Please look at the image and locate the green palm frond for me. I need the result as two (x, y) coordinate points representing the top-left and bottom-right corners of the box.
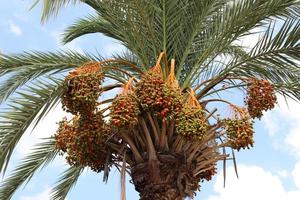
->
(192, 17), (300, 99)
(60, 0), (300, 83)
(186, 45), (248, 86)
(0, 77), (63, 175)
(0, 51), (94, 103)
(93, 1), (158, 66)
(112, 51), (141, 66)
(30, 0), (81, 22)
(0, 139), (58, 200)
(62, 0), (231, 68)
(31, 0), (106, 22)
(62, 14), (120, 43)
(230, 18), (300, 99)
(0, 51), (93, 74)
(109, 51), (145, 78)
(50, 166), (83, 200)
(62, 0), (224, 68)
(182, 0), (300, 86)
(220, 45), (249, 58)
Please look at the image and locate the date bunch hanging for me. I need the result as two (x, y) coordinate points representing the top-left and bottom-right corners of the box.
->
(136, 58), (183, 119)
(176, 89), (208, 141)
(223, 106), (254, 151)
(245, 79), (277, 119)
(110, 78), (140, 128)
(55, 112), (111, 172)
(55, 62), (111, 172)
(61, 62), (103, 115)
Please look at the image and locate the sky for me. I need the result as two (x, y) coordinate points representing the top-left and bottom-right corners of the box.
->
(0, 1), (300, 200)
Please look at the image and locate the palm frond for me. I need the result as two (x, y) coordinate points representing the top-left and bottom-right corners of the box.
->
(109, 51), (145, 79)
(182, 0), (300, 87)
(169, 0), (228, 76)
(50, 166), (83, 200)
(194, 17), (300, 99)
(91, 0), (158, 66)
(30, 0), (81, 22)
(230, 18), (300, 99)
(0, 139), (58, 200)
(62, 14), (121, 43)
(0, 51), (94, 103)
(0, 77), (63, 175)
(62, 0), (228, 69)
(60, 0), (300, 82)
(0, 51), (93, 75)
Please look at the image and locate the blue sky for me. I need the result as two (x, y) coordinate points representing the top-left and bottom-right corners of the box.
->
(0, 1), (300, 200)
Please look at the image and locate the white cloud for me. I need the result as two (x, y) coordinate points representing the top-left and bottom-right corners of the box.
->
(261, 110), (280, 136)
(292, 162), (300, 189)
(285, 125), (300, 157)
(207, 164), (300, 200)
(9, 21), (22, 36)
(277, 169), (289, 179)
(262, 95), (300, 157)
(20, 187), (51, 200)
(262, 96), (300, 130)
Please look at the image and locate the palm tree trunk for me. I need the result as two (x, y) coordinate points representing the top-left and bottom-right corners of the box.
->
(138, 184), (182, 200)
(131, 159), (199, 200)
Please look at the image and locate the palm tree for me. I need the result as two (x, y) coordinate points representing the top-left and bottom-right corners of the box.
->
(1, 0), (300, 199)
